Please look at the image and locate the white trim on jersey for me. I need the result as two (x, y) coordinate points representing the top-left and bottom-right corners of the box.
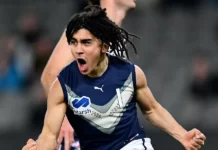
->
(120, 138), (154, 150)
(116, 88), (123, 108)
(65, 72), (134, 134)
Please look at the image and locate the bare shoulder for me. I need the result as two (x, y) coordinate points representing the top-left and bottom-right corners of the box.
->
(134, 65), (147, 89)
(50, 78), (62, 91)
(48, 78), (65, 104)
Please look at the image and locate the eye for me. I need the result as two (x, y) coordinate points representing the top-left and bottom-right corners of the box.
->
(81, 40), (92, 46)
(70, 40), (77, 45)
(84, 41), (91, 45)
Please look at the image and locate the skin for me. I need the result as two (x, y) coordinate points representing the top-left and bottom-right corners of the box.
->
(41, 0), (136, 95)
(23, 29), (206, 150)
(69, 29), (109, 77)
(40, 1), (136, 149)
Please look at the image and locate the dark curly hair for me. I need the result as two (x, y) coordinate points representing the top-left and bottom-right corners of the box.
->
(88, 0), (100, 5)
(66, 5), (139, 59)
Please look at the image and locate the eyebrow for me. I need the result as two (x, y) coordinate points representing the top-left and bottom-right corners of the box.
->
(71, 38), (93, 43)
(81, 39), (92, 43)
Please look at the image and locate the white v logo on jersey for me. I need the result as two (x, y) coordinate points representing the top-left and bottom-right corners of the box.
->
(94, 85), (104, 92)
(65, 72), (134, 134)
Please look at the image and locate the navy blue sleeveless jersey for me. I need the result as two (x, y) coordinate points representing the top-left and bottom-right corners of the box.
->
(58, 54), (146, 150)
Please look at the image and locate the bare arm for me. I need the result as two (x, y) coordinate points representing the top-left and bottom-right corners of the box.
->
(41, 31), (74, 96)
(135, 65), (187, 144)
(36, 79), (66, 150)
(41, 30), (75, 150)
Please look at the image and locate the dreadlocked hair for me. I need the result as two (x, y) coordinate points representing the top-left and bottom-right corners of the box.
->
(88, 0), (100, 5)
(66, 5), (139, 59)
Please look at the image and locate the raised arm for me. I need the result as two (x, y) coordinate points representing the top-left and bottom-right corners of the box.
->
(135, 65), (206, 150)
(36, 78), (66, 150)
(41, 31), (74, 96)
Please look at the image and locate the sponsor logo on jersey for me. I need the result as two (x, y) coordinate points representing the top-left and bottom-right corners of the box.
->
(70, 96), (91, 115)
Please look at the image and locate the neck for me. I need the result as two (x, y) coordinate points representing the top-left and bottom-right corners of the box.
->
(88, 54), (108, 78)
(101, 0), (128, 26)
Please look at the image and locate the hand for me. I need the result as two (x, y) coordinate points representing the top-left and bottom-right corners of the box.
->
(182, 128), (206, 150)
(22, 139), (36, 150)
(57, 116), (75, 150)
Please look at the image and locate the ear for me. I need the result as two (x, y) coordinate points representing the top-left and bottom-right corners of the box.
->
(101, 43), (109, 53)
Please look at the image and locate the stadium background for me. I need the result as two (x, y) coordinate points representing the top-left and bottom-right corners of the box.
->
(0, 0), (217, 149)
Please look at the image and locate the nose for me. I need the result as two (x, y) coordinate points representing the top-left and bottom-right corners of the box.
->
(75, 44), (84, 56)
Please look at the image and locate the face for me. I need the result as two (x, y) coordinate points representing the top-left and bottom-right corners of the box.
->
(69, 29), (108, 75)
(114, 0), (136, 10)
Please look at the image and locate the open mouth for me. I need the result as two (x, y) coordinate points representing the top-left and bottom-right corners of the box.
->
(77, 58), (86, 65)
(77, 58), (88, 73)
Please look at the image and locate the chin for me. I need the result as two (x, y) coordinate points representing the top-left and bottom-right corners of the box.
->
(78, 69), (89, 75)
(80, 71), (89, 75)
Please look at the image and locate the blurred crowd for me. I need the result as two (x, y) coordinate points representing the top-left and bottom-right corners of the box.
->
(0, 9), (52, 131)
(0, 0), (218, 149)
(0, 0), (94, 132)
(189, 52), (218, 101)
